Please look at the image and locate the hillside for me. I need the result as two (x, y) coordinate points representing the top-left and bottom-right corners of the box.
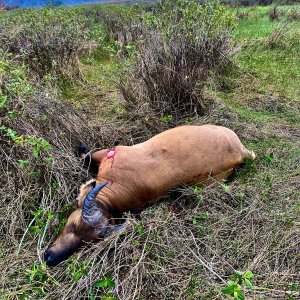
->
(0, 2), (300, 299)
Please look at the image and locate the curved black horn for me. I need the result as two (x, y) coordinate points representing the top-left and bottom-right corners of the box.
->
(82, 181), (109, 223)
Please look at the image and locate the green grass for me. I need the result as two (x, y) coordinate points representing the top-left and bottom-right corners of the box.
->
(219, 5), (300, 127)
(1, 3), (300, 300)
(236, 15), (276, 39)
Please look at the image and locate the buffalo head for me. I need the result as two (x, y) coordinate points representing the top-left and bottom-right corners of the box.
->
(44, 181), (123, 266)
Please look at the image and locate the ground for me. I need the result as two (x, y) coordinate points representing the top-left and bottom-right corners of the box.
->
(0, 3), (300, 300)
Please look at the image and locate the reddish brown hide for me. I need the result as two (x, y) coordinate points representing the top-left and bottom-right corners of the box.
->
(45, 125), (255, 266)
(89, 125), (255, 212)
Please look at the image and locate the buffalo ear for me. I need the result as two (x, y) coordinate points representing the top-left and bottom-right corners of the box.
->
(98, 223), (125, 239)
(82, 181), (109, 225)
(77, 179), (96, 208)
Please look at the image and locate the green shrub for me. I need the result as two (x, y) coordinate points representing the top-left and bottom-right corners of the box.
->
(0, 7), (95, 80)
(267, 6), (284, 21)
(87, 6), (143, 47)
(119, 0), (236, 118)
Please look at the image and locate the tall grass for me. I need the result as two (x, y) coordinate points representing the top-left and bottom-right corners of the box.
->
(119, 0), (236, 118)
(0, 8), (96, 80)
(1, 3), (300, 300)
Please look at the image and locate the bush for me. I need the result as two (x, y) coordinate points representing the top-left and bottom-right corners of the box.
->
(265, 25), (290, 49)
(287, 8), (300, 20)
(119, 0), (236, 118)
(0, 53), (100, 243)
(267, 6), (284, 21)
(236, 10), (250, 19)
(0, 8), (94, 80)
(87, 6), (143, 48)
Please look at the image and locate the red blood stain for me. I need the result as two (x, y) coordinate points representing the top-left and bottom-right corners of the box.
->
(107, 150), (115, 159)
(107, 148), (116, 171)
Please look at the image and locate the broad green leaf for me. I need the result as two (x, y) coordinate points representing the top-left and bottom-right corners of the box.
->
(102, 296), (118, 300)
(237, 289), (245, 300)
(72, 271), (82, 282)
(89, 288), (96, 300)
(221, 285), (234, 295)
(94, 276), (115, 289)
(244, 270), (254, 279)
(18, 160), (29, 169)
(245, 279), (253, 290)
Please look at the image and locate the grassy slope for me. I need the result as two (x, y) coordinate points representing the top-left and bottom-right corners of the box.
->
(61, 5), (300, 298)
(1, 4), (300, 300)
(52, 4), (300, 298)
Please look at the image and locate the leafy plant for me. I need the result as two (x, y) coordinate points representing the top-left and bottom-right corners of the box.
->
(53, 204), (72, 235)
(192, 213), (207, 225)
(94, 275), (116, 289)
(90, 275), (117, 300)
(17, 208), (54, 258)
(222, 183), (231, 192)
(135, 223), (146, 238)
(222, 270), (254, 299)
(24, 262), (58, 296)
(264, 152), (274, 164)
(264, 175), (272, 187)
(160, 114), (173, 123)
(193, 185), (203, 194)
(29, 209), (54, 235)
(27, 136), (52, 157)
(67, 259), (89, 282)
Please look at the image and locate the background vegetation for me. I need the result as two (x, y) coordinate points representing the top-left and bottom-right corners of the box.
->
(0, 1), (299, 299)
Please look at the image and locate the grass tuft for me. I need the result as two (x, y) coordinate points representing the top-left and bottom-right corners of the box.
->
(119, 0), (236, 119)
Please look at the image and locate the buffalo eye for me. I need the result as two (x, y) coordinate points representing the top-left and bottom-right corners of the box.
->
(66, 223), (76, 233)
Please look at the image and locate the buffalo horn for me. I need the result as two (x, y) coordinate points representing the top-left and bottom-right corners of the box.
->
(82, 181), (108, 224)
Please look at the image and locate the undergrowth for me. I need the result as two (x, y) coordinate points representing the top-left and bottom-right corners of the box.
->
(119, 0), (236, 119)
(0, 7), (103, 81)
(1, 2), (300, 300)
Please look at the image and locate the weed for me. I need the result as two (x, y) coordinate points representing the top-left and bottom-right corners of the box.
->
(28, 209), (54, 235)
(89, 275), (117, 299)
(22, 262), (58, 297)
(264, 152), (274, 164)
(95, 275), (116, 289)
(236, 11), (249, 20)
(135, 223), (146, 238)
(92, 6), (143, 52)
(0, 7), (95, 80)
(265, 25), (290, 49)
(67, 258), (89, 282)
(192, 213), (207, 225)
(160, 114), (173, 123)
(222, 270), (254, 299)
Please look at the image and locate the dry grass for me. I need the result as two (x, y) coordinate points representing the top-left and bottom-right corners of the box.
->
(267, 6), (284, 21)
(287, 8), (300, 20)
(265, 25), (290, 49)
(1, 3), (300, 300)
(2, 74), (300, 299)
(0, 8), (93, 80)
(119, 0), (236, 119)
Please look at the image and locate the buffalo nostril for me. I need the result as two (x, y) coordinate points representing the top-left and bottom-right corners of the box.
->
(44, 249), (53, 264)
